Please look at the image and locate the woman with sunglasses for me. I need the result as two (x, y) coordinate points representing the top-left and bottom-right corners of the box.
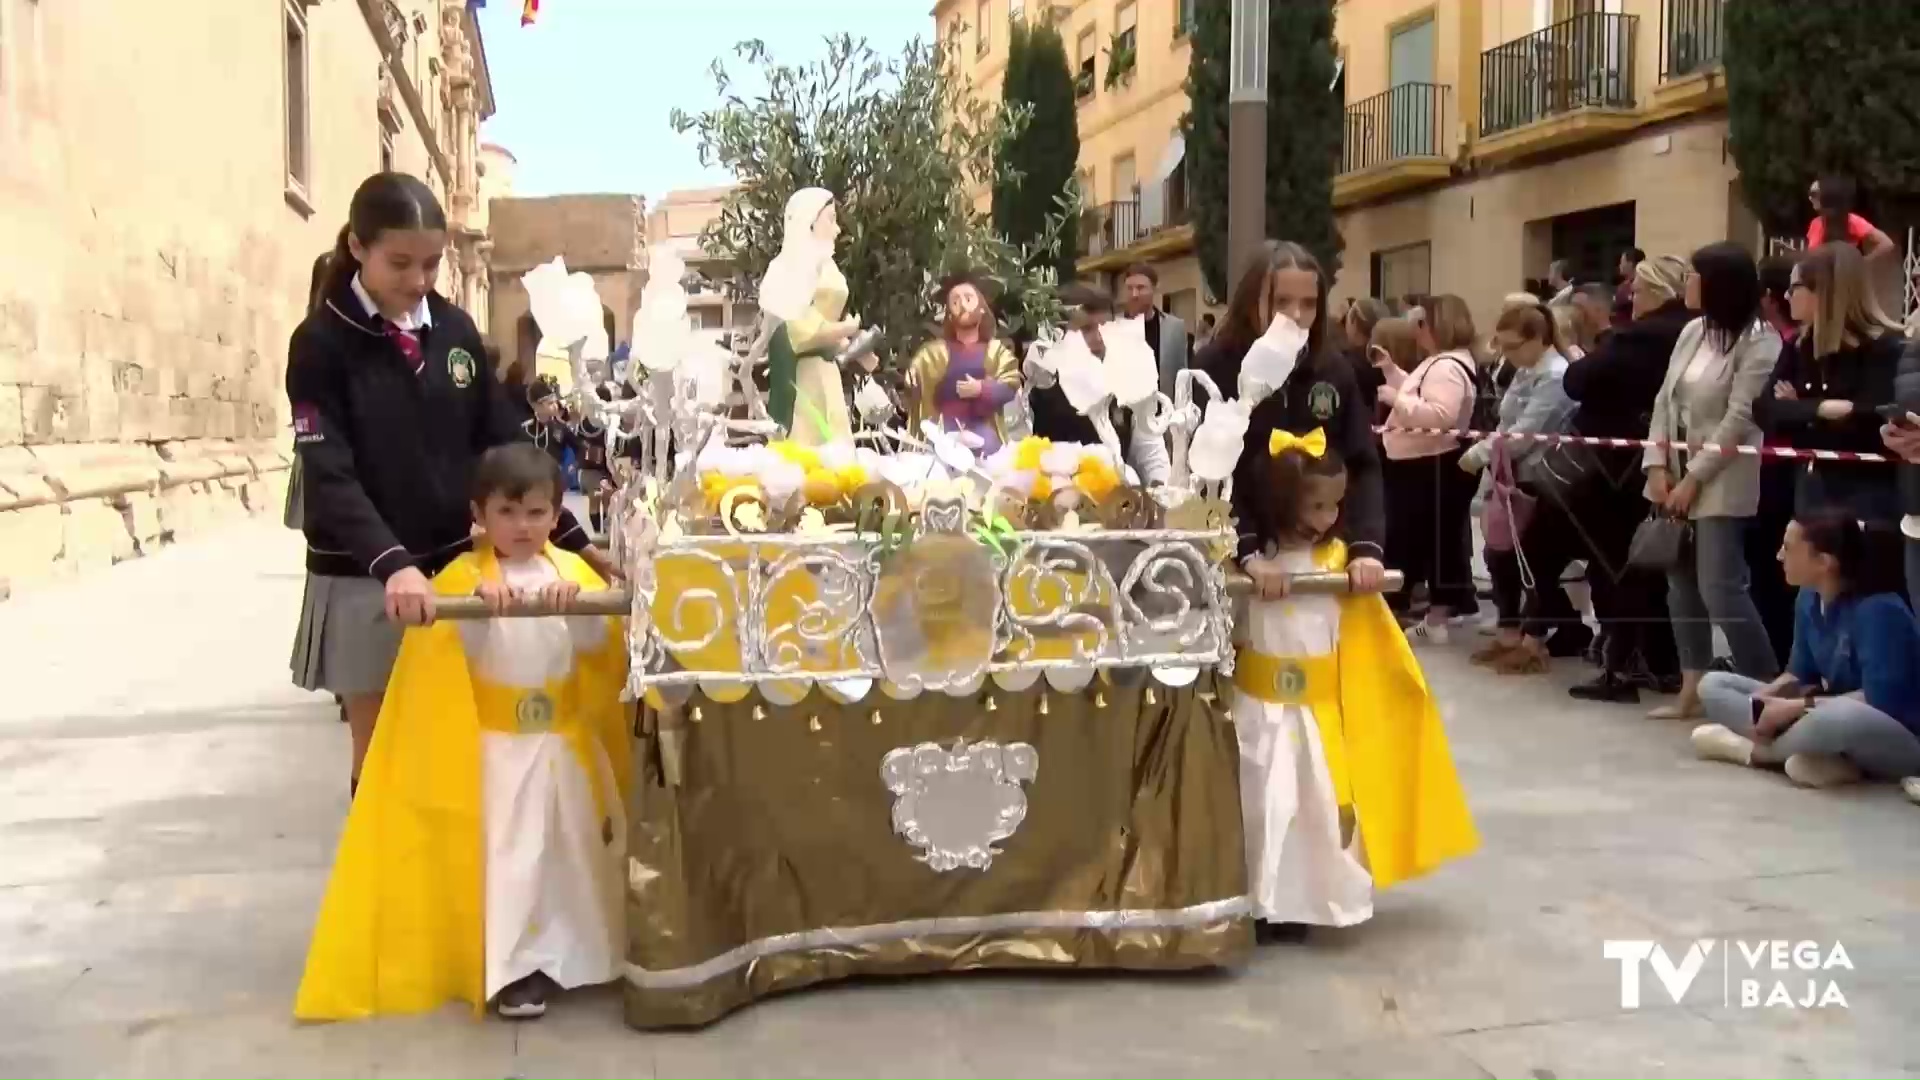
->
(1756, 242), (1906, 526)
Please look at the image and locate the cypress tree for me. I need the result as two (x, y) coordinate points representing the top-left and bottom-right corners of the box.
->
(1726, 0), (1920, 236)
(1181, 0), (1231, 302)
(994, 20), (1083, 285)
(1185, 0), (1343, 301)
(1267, 0), (1343, 277)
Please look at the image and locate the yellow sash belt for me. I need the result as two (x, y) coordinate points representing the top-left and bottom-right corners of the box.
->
(1234, 647), (1351, 806)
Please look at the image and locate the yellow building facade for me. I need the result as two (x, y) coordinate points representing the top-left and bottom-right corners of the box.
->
(937, 0), (1742, 327)
(0, 0), (497, 592)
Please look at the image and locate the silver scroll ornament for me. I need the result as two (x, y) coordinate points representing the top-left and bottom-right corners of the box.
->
(881, 739), (1039, 872)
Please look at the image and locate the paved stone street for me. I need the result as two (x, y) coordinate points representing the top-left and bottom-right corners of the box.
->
(0, 521), (1915, 1079)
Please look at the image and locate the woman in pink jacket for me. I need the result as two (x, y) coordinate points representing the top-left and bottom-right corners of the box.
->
(1376, 294), (1483, 643)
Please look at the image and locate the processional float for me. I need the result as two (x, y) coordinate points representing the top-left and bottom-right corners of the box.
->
(475, 232), (1380, 1029)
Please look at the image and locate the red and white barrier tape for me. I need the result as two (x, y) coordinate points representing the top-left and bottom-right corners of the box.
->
(1373, 426), (1893, 464)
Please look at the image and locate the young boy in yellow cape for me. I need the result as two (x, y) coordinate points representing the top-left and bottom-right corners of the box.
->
(296, 443), (630, 1022)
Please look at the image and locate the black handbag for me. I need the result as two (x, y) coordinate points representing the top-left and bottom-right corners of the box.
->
(1627, 513), (1693, 571)
(1519, 437), (1598, 507)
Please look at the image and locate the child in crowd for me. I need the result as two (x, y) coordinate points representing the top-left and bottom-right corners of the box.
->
(297, 443), (631, 1022)
(1232, 430), (1477, 943)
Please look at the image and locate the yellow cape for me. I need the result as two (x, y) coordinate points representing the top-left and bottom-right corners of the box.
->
(1318, 541), (1478, 889)
(294, 545), (630, 1021)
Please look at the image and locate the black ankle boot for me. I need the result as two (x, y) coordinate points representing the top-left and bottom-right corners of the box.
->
(1569, 671), (1641, 704)
(1255, 920), (1311, 945)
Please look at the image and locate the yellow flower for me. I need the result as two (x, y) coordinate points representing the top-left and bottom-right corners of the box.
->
(1013, 436), (1051, 472)
(1073, 456), (1120, 503)
(836, 463), (870, 494)
(1031, 473), (1054, 501)
(771, 441), (822, 472)
(701, 472), (753, 509)
(803, 467), (842, 506)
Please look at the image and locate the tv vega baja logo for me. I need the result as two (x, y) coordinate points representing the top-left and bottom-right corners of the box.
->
(1604, 940), (1852, 1009)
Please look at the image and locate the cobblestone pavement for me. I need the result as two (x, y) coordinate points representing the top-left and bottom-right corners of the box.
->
(0, 522), (1914, 1078)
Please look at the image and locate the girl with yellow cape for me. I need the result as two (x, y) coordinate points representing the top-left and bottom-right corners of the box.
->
(295, 447), (630, 1021)
(1232, 429), (1477, 939)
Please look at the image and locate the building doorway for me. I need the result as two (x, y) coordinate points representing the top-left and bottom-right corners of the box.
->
(1548, 201), (1636, 287)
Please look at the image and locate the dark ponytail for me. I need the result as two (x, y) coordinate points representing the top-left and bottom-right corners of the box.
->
(320, 171), (448, 299)
(1797, 510), (1905, 599)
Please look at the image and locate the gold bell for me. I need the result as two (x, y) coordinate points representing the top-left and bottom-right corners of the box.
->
(1094, 691), (1108, 710)
(691, 705), (705, 724)
(808, 714), (823, 733)
(752, 704), (768, 721)
(1143, 687), (1158, 707)
(1038, 694), (1050, 716)
(870, 709), (884, 726)
(985, 696), (998, 713)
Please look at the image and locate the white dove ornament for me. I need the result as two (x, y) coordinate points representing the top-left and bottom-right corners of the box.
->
(1188, 398), (1252, 485)
(522, 257), (582, 349)
(633, 244), (694, 375)
(1100, 315), (1161, 408)
(1238, 312), (1309, 404)
(1050, 331), (1110, 415)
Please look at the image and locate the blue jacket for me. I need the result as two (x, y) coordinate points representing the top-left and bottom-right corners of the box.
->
(1788, 590), (1920, 735)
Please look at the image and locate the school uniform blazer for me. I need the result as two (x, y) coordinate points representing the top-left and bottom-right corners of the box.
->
(1642, 317), (1782, 520)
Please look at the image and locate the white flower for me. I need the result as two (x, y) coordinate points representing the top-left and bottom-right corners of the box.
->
(1101, 316), (1160, 407)
(998, 469), (1038, 499)
(762, 459), (806, 503)
(1239, 312), (1308, 402)
(1189, 398), (1252, 483)
(1039, 442), (1086, 478)
(880, 451), (946, 490)
(921, 421), (978, 475)
(816, 441), (856, 470)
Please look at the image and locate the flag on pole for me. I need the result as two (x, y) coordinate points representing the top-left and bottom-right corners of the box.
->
(521, 0), (538, 25)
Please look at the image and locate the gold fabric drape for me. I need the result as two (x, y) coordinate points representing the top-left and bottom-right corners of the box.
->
(623, 674), (1250, 1030)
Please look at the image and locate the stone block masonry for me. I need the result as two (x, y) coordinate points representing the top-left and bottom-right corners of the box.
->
(0, 234), (299, 598)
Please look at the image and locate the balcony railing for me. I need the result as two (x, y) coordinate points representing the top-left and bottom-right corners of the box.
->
(1080, 200), (1141, 259)
(1342, 82), (1450, 174)
(1661, 0), (1726, 81)
(1480, 11), (1637, 139)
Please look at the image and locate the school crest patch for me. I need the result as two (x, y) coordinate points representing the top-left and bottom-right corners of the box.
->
(446, 347), (476, 388)
(1307, 381), (1340, 421)
(291, 402), (323, 444)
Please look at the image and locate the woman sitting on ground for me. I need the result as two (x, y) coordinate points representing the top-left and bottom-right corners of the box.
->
(1692, 512), (1920, 788)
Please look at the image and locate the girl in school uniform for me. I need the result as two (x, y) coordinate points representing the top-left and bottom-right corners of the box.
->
(286, 172), (609, 793)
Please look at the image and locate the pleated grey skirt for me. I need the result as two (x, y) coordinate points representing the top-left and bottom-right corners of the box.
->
(290, 574), (403, 698)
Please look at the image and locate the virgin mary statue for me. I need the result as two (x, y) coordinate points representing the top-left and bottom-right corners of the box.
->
(756, 188), (861, 445)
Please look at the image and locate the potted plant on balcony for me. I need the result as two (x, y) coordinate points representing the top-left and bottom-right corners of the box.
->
(1103, 31), (1136, 91)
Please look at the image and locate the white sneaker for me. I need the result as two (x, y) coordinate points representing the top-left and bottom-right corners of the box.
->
(1404, 620), (1450, 646)
(1783, 753), (1863, 789)
(1901, 777), (1920, 804)
(1690, 724), (1754, 767)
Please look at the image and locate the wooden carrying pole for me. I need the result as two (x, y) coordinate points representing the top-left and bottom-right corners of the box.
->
(424, 570), (1405, 621)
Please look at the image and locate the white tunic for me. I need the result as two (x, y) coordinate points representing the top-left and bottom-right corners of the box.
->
(1232, 546), (1374, 926)
(458, 556), (626, 998)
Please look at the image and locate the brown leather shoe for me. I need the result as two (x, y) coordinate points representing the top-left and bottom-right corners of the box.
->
(1493, 638), (1549, 675)
(1471, 638), (1521, 666)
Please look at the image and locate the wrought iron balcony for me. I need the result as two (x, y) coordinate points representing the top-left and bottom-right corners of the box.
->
(1342, 82), (1451, 174)
(1079, 200), (1142, 259)
(1661, 0), (1726, 81)
(1480, 11), (1638, 139)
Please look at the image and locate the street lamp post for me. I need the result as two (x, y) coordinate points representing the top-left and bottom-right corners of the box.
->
(1228, 0), (1269, 289)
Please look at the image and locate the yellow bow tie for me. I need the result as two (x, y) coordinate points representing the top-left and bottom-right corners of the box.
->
(1268, 427), (1328, 459)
